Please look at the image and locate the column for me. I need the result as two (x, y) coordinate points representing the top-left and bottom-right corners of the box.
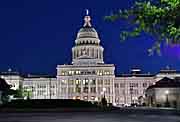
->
(97, 49), (99, 59)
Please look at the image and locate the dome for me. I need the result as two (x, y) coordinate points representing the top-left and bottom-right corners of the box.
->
(77, 27), (99, 39)
(72, 11), (104, 64)
(75, 15), (100, 45)
(79, 27), (96, 33)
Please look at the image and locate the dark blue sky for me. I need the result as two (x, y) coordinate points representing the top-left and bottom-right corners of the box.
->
(0, 0), (179, 75)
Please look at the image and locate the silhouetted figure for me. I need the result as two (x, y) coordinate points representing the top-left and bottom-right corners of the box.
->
(101, 95), (107, 110)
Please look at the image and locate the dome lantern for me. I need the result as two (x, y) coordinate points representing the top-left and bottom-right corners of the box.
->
(76, 10), (99, 42)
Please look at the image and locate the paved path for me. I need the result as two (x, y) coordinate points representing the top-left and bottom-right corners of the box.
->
(0, 108), (179, 122)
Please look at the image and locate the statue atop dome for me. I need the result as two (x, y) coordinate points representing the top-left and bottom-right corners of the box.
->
(84, 9), (91, 27)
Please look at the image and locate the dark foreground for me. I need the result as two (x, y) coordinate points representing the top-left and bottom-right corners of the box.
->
(0, 108), (180, 122)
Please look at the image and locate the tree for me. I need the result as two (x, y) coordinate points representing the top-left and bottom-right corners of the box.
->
(0, 78), (11, 103)
(105, 0), (180, 55)
(13, 88), (23, 98)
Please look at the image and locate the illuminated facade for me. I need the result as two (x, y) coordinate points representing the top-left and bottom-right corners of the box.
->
(22, 75), (58, 99)
(0, 12), (180, 107)
(57, 13), (115, 103)
(146, 77), (180, 108)
(0, 70), (22, 90)
(115, 69), (155, 106)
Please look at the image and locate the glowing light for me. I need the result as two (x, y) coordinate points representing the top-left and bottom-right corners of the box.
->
(100, 91), (104, 95)
(86, 9), (89, 15)
(95, 97), (98, 101)
(165, 90), (169, 95)
(113, 103), (117, 106)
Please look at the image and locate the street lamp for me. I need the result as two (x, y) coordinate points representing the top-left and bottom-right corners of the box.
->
(100, 88), (106, 101)
(103, 87), (106, 97)
(101, 87), (107, 108)
(26, 89), (31, 100)
(100, 91), (104, 95)
(165, 90), (169, 107)
(103, 87), (106, 92)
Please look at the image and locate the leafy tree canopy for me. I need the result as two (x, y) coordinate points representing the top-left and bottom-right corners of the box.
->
(105, 0), (180, 55)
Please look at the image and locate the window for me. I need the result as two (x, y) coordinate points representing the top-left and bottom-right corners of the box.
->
(90, 79), (96, 85)
(143, 83), (147, 87)
(75, 70), (81, 75)
(98, 80), (103, 85)
(115, 89), (119, 94)
(62, 80), (67, 84)
(76, 87), (81, 93)
(50, 85), (55, 88)
(83, 87), (88, 93)
(115, 83), (119, 88)
(104, 71), (110, 75)
(106, 87), (110, 94)
(62, 88), (66, 94)
(68, 88), (74, 94)
(98, 87), (101, 93)
(130, 89), (139, 95)
(105, 80), (110, 85)
(68, 71), (74, 75)
(75, 79), (80, 85)
(61, 72), (65, 76)
(97, 70), (103, 76)
(68, 80), (74, 85)
(120, 83), (125, 88)
(37, 90), (46, 96)
(130, 83), (138, 87)
(134, 89), (139, 95)
(91, 87), (96, 93)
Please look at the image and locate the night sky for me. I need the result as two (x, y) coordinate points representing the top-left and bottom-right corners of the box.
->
(0, 0), (180, 75)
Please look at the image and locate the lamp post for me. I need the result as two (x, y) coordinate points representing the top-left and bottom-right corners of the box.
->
(101, 87), (107, 108)
(103, 87), (106, 97)
(26, 89), (31, 100)
(165, 90), (169, 107)
(100, 88), (107, 101)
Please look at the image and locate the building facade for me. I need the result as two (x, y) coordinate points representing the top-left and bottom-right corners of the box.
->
(0, 70), (22, 90)
(57, 13), (115, 104)
(115, 69), (155, 106)
(23, 75), (58, 99)
(0, 13), (180, 107)
(146, 77), (180, 108)
(155, 69), (180, 81)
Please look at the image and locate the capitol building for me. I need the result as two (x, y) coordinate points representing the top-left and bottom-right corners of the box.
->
(1, 12), (180, 106)
(57, 13), (115, 103)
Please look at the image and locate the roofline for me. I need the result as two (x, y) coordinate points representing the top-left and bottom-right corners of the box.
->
(116, 74), (155, 77)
